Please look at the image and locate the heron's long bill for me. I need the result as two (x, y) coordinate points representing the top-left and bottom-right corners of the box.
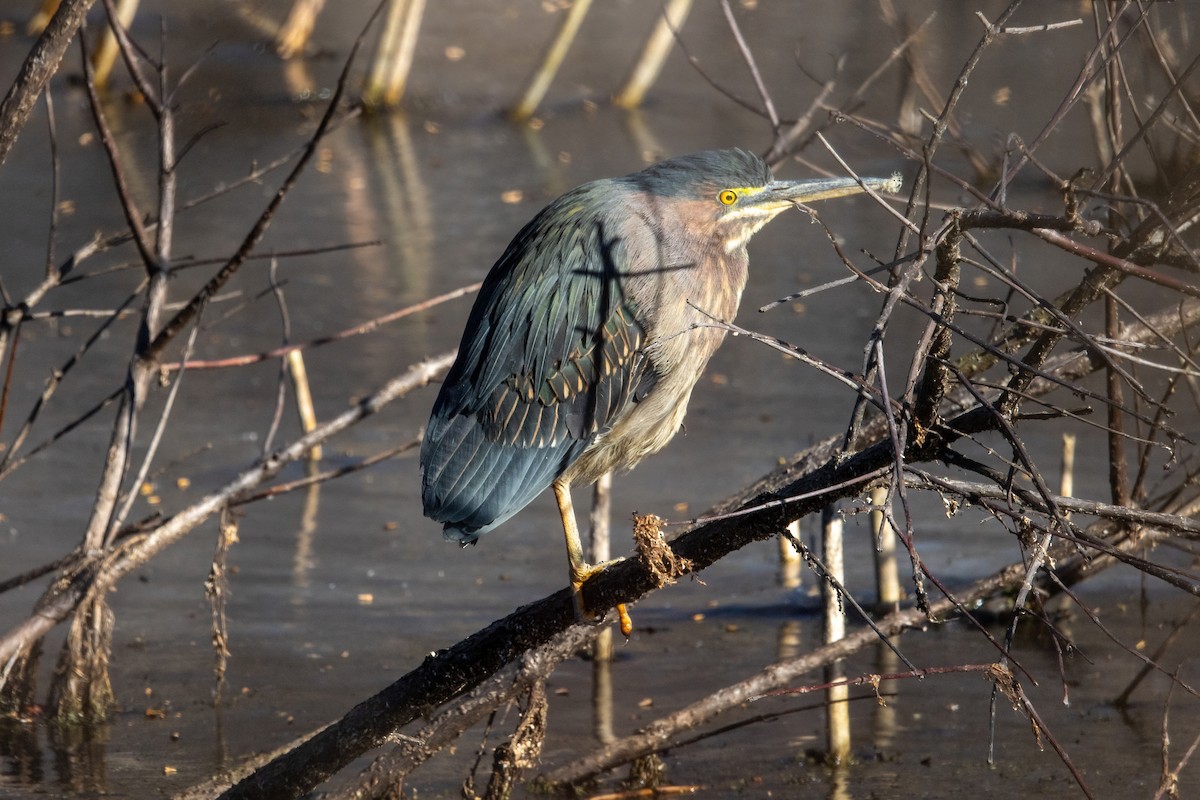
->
(750, 172), (903, 208)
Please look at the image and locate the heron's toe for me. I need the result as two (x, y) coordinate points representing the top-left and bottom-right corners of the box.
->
(570, 579), (633, 637)
(570, 580), (596, 622)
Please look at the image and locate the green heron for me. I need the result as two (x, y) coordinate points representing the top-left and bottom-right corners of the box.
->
(420, 149), (898, 627)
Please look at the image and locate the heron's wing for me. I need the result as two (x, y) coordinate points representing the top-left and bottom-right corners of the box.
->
(421, 199), (656, 537)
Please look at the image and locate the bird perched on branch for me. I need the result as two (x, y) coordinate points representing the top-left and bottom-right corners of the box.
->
(420, 148), (899, 629)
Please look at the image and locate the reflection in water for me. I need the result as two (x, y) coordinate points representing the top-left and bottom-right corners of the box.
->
(0, 718), (42, 786)
(0, 644), (43, 787)
(827, 760), (852, 800)
(591, 647), (615, 745)
(47, 721), (107, 794)
(213, 702), (230, 775)
(619, 108), (667, 166)
(871, 641), (898, 753)
(291, 468), (322, 591)
(361, 113), (435, 314)
(776, 619), (803, 663)
(282, 57), (318, 102)
(517, 122), (573, 201)
(824, 661), (850, 766)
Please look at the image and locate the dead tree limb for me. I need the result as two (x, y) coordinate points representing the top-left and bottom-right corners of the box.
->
(214, 287), (1199, 799)
(0, 0), (99, 167)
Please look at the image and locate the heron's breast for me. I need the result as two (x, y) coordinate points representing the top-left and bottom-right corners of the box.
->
(561, 369), (701, 485)
(562, 251), (748, 486)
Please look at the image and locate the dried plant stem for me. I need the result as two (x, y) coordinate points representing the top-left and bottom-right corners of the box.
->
(275, 0), (326, 59)
(509, 0), (592, 121)
(91, 0), (139, 87)
(361, 0), (426, 108)
(286, 350), (322, 462)
(870, 485), (901, 610)
(613, 0), (692, 109)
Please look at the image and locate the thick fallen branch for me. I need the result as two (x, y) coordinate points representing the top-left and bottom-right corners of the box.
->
(213, 417), (949, 799)
(211, 292), (1200, 799)
(328, 625), (597, 800)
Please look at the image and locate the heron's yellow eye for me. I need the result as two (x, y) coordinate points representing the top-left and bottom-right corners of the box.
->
(719, 189), (738, 206)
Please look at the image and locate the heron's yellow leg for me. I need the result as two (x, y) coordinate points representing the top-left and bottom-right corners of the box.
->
(553, 478), (631, 634)
(553, 479), (587, 587)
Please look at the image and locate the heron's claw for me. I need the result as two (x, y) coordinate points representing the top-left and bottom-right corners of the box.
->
(571, 564), (633, 637)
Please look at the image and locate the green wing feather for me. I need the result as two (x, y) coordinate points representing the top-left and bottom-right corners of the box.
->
(420, 184), (656, 537)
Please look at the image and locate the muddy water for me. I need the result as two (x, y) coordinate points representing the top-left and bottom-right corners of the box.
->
(1, 1), (1197, 797)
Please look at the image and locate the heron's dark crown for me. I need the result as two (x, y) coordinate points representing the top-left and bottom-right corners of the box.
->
(620, 149), (772, 200)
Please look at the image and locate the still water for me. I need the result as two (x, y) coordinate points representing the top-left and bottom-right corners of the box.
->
(1, 1), (1197, 797)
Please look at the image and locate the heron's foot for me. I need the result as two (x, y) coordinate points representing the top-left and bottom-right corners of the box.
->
(570, 562), (633, 637)
(569, 558), (619, 586)
(569, 578), (594, 623)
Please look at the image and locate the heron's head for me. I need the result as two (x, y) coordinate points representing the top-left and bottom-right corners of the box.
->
(625, 149), (900, 254)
